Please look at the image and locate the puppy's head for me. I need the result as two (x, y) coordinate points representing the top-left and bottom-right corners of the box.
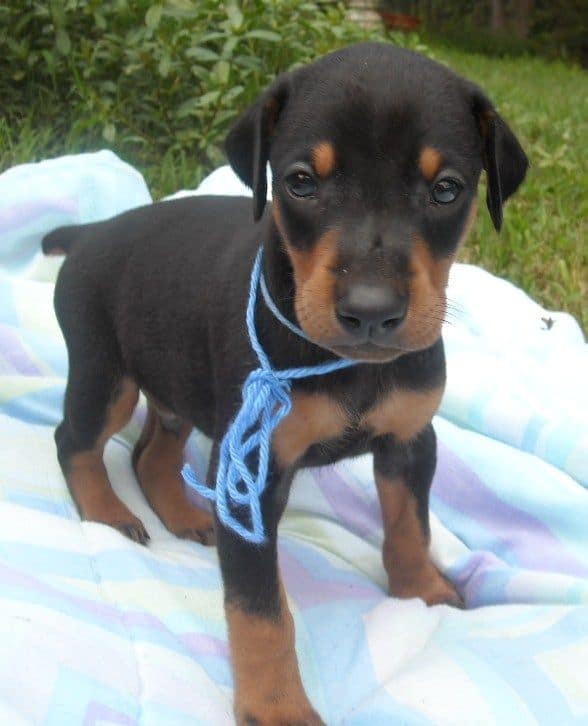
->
(226, 42), (528, 362)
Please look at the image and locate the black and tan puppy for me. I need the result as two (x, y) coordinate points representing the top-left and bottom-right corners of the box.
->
(43, 42), (527, 725)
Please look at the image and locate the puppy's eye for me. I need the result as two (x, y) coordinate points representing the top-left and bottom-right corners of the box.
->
(285, 172), (317, 199)
(431, 177), (463, 204)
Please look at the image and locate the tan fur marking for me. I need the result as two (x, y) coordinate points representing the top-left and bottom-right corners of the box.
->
(274, 203), (342, 346)
(67, 378), (142, 530)
(135, 403), (214, 543)
(311, 141), (336, 179)
(286, 229), (338, 287)
(399, 237), (453, 350)
(273, 392), (348, 467)
(362, 386), (444, 441)
(229, 585), (321, 724)
(67, 452), (138, 526)
(101, 377), (139, 443)
(376, 474), (429, 577)
(286, 229), (341, 344)
(375, 473), (461, 605)
(419, 146), (443, 181)
(414, 236), (453, 292)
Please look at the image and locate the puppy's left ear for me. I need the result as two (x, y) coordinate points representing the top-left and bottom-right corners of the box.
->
(471, 87), (529, 231)
(225, 75), (290, 221)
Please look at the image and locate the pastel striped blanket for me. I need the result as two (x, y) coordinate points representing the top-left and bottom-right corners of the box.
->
(0, 152), (587, 725)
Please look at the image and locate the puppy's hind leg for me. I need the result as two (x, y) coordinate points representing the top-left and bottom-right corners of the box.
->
(132, 401), (215, 545)
(56, 311), (148, 543)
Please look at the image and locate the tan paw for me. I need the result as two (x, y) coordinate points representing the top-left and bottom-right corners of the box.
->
(114, 517), (150, 545)
(83, 506), (150, 545)
(389, 561), (464, 608)
(169, 507), (216, 546)
(236, 699), (325, 726)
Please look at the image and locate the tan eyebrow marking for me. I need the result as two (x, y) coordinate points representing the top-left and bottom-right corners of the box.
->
(419, 146), (443, 181)
(311, 141), (336, 179)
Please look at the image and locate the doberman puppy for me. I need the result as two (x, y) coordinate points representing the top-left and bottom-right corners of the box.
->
(43, 42), (527, 725)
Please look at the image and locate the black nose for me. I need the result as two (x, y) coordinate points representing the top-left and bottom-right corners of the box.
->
(336, 284), (407, 339)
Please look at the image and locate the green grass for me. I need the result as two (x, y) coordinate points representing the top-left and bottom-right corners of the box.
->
(1, 45), (586, 329)
(433, 48), (588, 330)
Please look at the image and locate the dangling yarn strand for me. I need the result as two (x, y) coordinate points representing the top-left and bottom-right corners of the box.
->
(182, 248), (356, 544)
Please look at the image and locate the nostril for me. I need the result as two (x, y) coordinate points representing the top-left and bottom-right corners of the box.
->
(382, 316), (402, 329)
(337, 312), (362, 330)
(381, 309), (406, 329)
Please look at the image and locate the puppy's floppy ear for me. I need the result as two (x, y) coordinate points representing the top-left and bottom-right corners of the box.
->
(471, 87), (529, 231)
(225, 75), (289, 221)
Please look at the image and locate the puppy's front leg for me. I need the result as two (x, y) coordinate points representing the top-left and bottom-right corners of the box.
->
(214, 460), (324, 726)
(372, 425), (463, 607)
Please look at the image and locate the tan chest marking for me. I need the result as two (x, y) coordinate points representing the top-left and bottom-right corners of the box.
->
(361, 385), (444, 442)
(272, 392), (348, 468)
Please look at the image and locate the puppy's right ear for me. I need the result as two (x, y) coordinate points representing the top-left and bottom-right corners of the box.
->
(225, 76), (289, 221)
(471, 86), (529, 232)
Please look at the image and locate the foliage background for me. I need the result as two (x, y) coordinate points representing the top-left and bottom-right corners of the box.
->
(2, 0), (424, 191)
(0, 0), (586, 327)
(386, 0), (587, 65)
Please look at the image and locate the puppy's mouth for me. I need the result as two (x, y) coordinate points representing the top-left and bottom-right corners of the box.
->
(306, 329), (443, 363)
(329, 341), (406, 363)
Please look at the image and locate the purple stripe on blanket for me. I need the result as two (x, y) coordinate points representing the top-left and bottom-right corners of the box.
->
(0, 561), (229, 660)
(83, 702), (136, 726)
(311, 465), (381, 540)
(448, 549), (509, 606)
(0, 197), (77, 232)
(433, 441), (588, 577)
(0, 324), (42, 375)
(280, 545), (380, 607)
(180, 633), (229, 659)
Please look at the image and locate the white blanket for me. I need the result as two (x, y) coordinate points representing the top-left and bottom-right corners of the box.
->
(0, 152), (586, 725)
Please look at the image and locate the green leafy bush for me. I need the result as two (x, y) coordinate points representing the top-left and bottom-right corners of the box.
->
(0, 0), (425, 192)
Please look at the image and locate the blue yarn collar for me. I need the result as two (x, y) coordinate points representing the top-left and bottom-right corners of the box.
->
(259, 273), (307, 341)
(182, 247), (356, 544)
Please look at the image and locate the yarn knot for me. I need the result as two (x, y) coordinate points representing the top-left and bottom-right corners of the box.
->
(182, 248), (356, 544)
(243, 367), (291, 403)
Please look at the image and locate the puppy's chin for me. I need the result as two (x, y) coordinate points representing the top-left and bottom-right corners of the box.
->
(328, 343), (405, 363)
(299, 321), (442, 363)
(320, 333), (443, 363)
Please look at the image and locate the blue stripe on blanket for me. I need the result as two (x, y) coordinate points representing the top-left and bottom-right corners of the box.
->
(1, 385), (64, 425)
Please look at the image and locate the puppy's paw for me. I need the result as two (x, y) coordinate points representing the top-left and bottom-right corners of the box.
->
(114, 517), (150, 545)
(389, 562), (464, 608)
(176, 521), (216, 546)
(171, 508), (216, 546)
(237, 703), (325, 726)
